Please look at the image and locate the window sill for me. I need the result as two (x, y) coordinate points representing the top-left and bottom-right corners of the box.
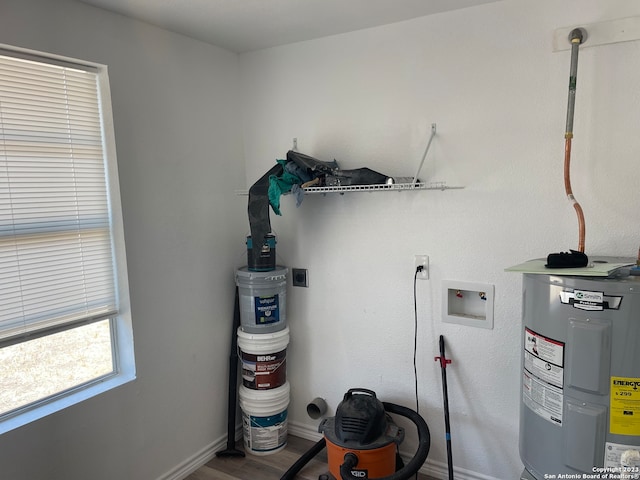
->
(0, 371), (136, 435)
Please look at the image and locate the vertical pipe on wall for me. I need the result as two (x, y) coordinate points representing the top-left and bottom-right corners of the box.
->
(563, 28), (587, 253)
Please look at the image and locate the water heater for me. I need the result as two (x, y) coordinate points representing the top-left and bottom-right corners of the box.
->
(520, 268), (640, 479)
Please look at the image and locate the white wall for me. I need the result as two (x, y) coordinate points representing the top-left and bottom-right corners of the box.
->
(0, 1), (246, 479)
(2, 1), (640, 479)
(239, 1), (640, 478)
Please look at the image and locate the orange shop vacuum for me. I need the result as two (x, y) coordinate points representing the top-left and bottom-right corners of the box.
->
(280, 388), (431, 480)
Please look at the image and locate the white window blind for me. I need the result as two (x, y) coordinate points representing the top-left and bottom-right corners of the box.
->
(0, 52), (117, 343)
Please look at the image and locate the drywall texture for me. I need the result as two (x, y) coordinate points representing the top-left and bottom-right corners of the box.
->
(2, 1), (640, 479)
(0, 0), (245, 479)
(239, 1), (640, 478)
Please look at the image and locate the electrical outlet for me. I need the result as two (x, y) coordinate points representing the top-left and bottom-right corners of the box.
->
(292, 268), (308, 287)
(415, 255), (429, 280)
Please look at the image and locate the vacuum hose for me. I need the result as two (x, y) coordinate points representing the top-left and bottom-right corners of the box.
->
(280, 437), (327, 480)
(339, 402), (431, 480)
(280, 402), (430, 480)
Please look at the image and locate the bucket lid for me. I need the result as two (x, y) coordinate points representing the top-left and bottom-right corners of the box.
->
(239, 381), (291, 410)
(237, 326), (290, 353)
(236, 266), (288, 282)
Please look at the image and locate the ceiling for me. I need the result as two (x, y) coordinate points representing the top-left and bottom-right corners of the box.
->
(79, 0), (501, 53)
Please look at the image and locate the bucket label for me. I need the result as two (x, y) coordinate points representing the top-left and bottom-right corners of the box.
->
(241, 350), (287, 389)
(243, 410), (288, 452)
(255, 294), (280, 325)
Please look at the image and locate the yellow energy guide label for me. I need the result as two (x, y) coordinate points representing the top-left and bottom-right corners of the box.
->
(610, 377), (640, 436)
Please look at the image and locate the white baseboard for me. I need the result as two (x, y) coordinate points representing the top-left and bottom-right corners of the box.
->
(155, 437), (223, 480)
(156, 427), (243, 480)
(288, 420), (323, 442)
(157, 421), (501, 480)
(288, 421), (502, 480)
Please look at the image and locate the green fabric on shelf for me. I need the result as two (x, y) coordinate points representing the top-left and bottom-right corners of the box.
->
(268, 159), (303, 216)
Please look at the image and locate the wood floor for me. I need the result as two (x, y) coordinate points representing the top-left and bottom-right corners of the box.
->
(186, 435), (438, 480)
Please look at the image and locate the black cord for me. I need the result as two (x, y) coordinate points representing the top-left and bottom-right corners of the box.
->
(413, 268), (421, 416)
(413, 267), (424, 480)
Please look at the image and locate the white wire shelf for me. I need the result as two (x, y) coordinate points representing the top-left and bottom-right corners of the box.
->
(302, 181), (463, 194)
(236, 123), (465, 195)
(235, 182), (463, 196)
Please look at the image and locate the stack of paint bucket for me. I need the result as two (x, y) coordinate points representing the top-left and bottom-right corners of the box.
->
(235, 234), (290, 456)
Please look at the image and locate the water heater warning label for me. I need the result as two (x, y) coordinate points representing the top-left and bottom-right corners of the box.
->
(525, 328), (564, 367)
(523, 371), (563, 425)
(523, 328), (565, 425)
(610, 377), (640, 436)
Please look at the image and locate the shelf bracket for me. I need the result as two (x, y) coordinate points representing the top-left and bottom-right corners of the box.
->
(411, 123), (437, 185)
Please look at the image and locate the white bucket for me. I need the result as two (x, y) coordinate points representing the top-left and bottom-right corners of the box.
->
(235, 267), (288, 334)
(239, 381), (290, 456)
(237, 327), (289, 390)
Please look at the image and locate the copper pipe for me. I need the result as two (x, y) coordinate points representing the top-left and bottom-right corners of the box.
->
(563, 134), (573, 193)
(563, 29), (587, 253)
(563, 134), (586, 252)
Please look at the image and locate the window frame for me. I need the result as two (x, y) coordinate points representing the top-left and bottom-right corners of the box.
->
(0, 44), (135, 435)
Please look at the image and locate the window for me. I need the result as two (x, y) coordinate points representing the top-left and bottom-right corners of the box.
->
(0, 46), (135, 434)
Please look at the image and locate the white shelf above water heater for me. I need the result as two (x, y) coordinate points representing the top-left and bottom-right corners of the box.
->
(236, 123), (465, 195)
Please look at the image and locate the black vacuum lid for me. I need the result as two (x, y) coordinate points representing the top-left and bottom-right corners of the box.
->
(319, 388), (404, 449)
